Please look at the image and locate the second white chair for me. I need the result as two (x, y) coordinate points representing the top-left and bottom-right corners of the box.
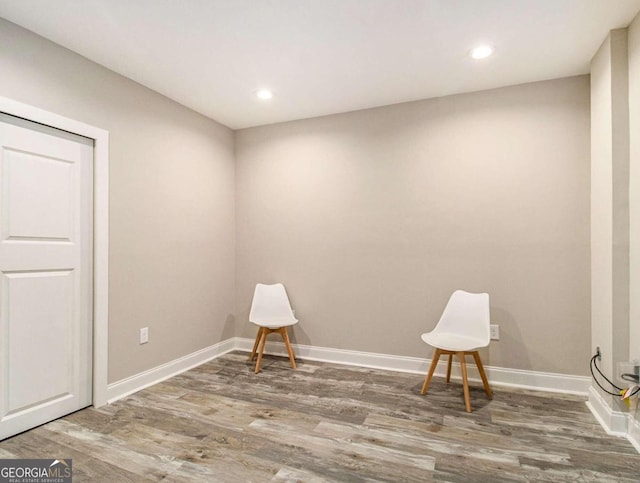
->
(249, 283), (298, 374)
(420, 290), (493, 412)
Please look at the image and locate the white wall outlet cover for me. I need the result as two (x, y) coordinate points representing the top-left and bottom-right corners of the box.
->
(140, 327), (149, 344)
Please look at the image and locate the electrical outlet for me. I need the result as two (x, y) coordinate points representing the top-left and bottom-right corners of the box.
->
(490, 324), (500, 340)
(596, 346), (601, 360)
(140, 327), (149, 345)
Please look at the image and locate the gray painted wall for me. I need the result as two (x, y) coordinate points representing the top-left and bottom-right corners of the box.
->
(1, 17), (594, 382)
(591, 29), (633, 409)
(0, 19), (236, 383)
(627, 11), (640, 444)
(590, 16), (640, 434)
(629, 13), (640, 363)
(236, 76), (591, 375)
(628, 10), (640, 444)
(590, 33), (616, 398)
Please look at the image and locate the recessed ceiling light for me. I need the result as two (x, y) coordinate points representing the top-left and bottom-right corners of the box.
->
(255, 88), (273, 100)
(470, 45), (494, 60)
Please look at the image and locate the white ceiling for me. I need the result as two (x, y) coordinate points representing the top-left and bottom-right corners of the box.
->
(1, 0), (640, 129)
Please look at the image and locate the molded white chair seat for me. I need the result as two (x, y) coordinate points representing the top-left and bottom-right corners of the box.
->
(420, 332), (485, 352)
(252, 316), (297, 329)
(248, 283), (298, 374)
(420, 290), (493, 412)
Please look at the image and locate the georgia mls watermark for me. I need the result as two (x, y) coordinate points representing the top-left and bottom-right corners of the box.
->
(0, 459), (72, 483)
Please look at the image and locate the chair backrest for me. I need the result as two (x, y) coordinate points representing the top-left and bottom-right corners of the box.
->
(249, 283), (297, 324)
(435, 290), (490, 345)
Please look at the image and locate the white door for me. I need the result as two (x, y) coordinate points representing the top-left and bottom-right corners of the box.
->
(0, 113), (93, 440)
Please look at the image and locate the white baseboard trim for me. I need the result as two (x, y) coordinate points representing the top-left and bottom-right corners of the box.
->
(235, 337), (591, 395)
(106, 336), (591, 406)
(106, 338), (236, 404)
(585, 386), (628, 436)
(628, 414), (640, 453)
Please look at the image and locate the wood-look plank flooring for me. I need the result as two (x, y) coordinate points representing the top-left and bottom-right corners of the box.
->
(1, 351), (639, 482)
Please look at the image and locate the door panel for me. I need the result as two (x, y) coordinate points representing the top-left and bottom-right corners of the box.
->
(3, 149), (74, 240)
(0, 113), (92, 440)
(4, 270), (74, 414)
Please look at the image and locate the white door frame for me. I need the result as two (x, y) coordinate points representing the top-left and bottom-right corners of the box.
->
(0, 96), (109, 407)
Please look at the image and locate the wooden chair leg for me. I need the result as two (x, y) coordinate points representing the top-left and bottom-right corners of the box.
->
(421, 348), (442, 395)
(446, 353), (453, 383)
(472, 351), (492, 399)
(457, 351), (472, 413)
(254, 329), (268, 374)
(280, 327), (297, 369)
(250, 327), (263, 362)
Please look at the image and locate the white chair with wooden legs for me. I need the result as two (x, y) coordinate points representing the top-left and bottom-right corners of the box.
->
(420, 290), (493, 412)
(248, 283), (298, 374)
